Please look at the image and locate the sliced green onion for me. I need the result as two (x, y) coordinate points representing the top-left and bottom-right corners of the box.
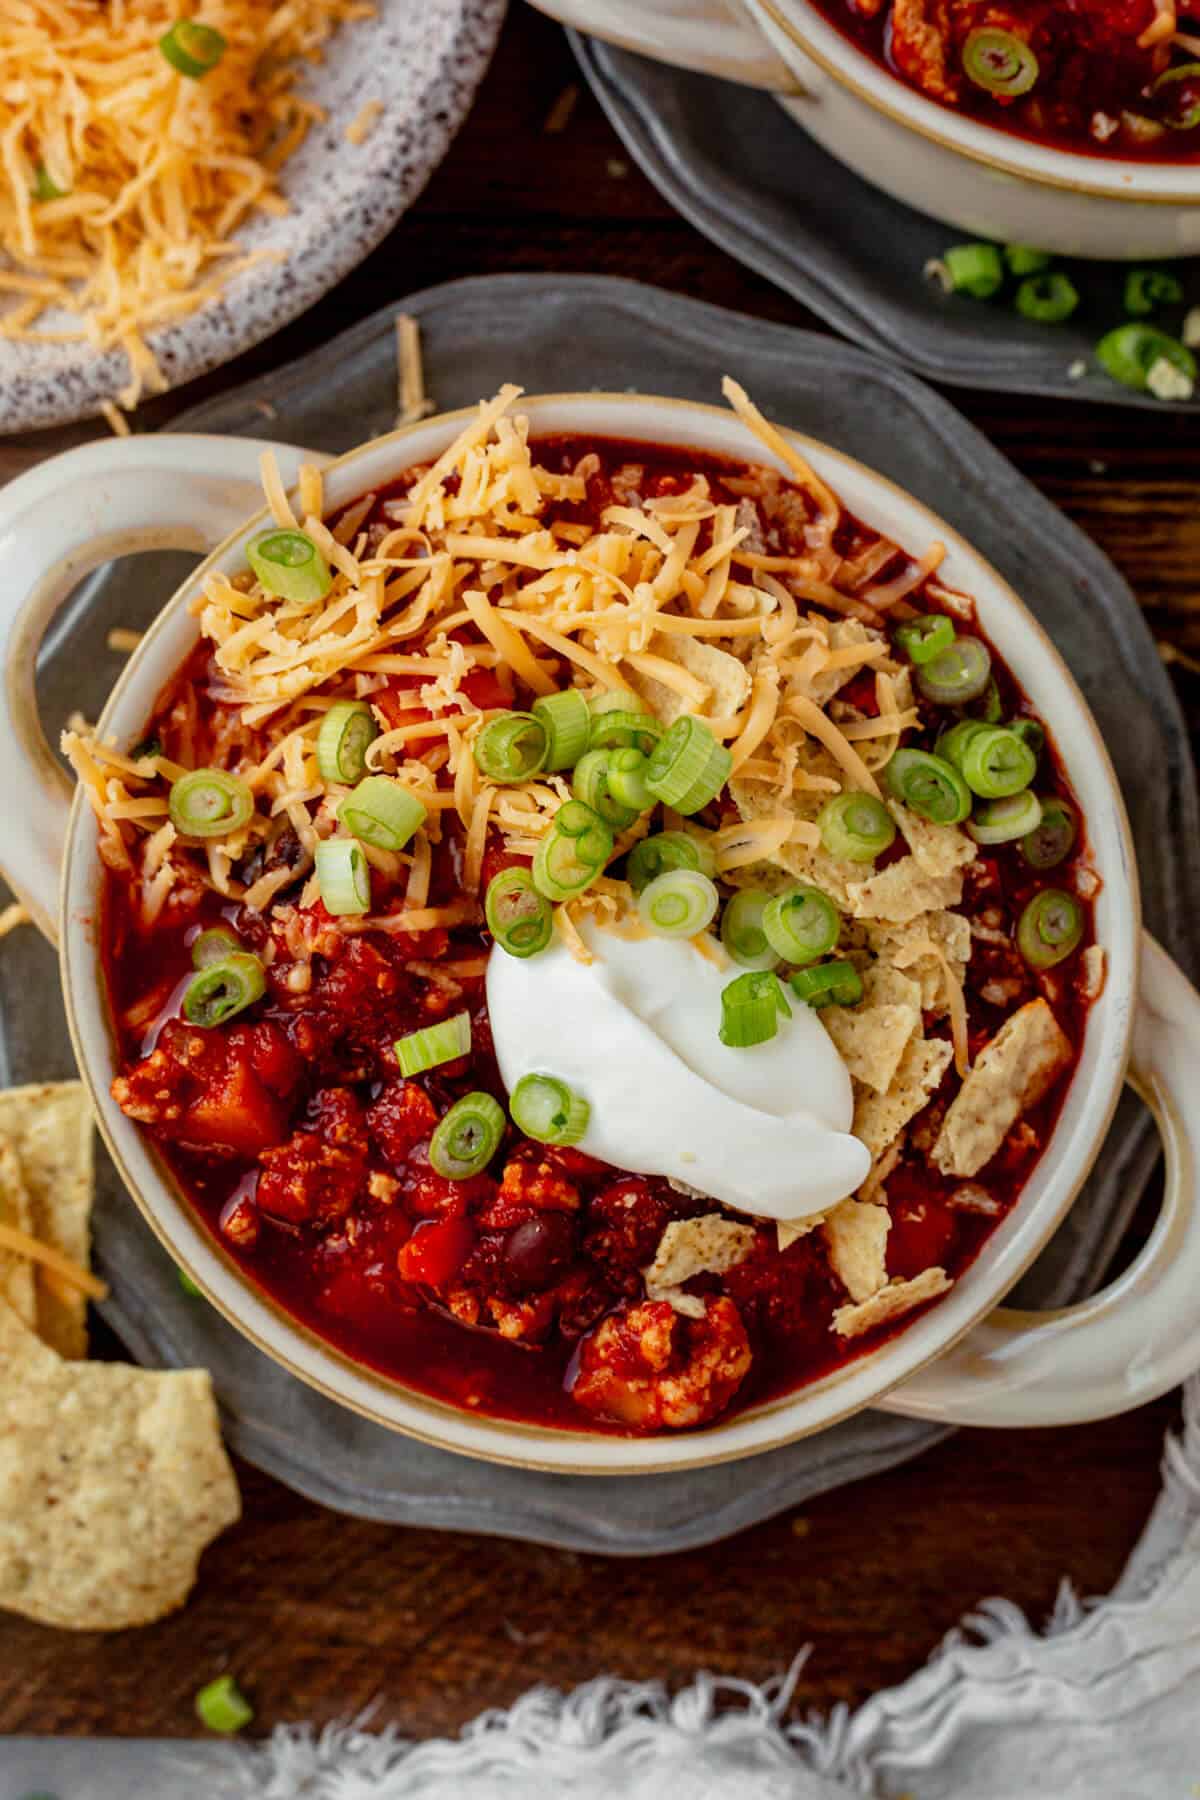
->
(1005, 245), (1051, 276)
(720, 970), (790, 1048)
(626, 829), (714, 893)
(966, 677), (1004, 724)
(1015, 272), (1079, 325)
(160, 19), (227, 78)
(1124, 269), (1185, 318)
(916, 636), (992, 705)
(885, 748), (971, 825)
(962, 27), (1038, 97)
(1017, 889), (1084, 969)
(1023, 797), (1077, 870)
(192, 926), (240, 970)
(315, 837), (371, 915)
(938, 718), (991, 773)
(246, 529), (331, 604)
(429, 1092), (506, 1180)
(968, 791), (1043, 845)
(1008, 718), (1045, 758)
(606, 746), (653, 813)
(395, 1011), (471, 1077)
(178, 1268), (203, 1298)
(589, 691), (663, 756)
(645, 715), (731, 814)
(532, 688), (590, 770)
(472, 711), (548, 784)
(638, 868), (719, 938)
(195, 1674), (252, 1735)
(818, 792), (896, 864)
(894, 614), (955, 666)
(959, 725), (1038, 799)
(531, 799), (613, 901)
(339, 774), (425, 851)
(316, 700), (377, 784)
(1150, 62), (1200, 132)
(943, 243), (1005, 300)
(486, 866), (553, 958)
(32, 164), (68, 202)
(720, 888), (780, 971)
(1096, 324), (1196, 394)
(510, 1073), (590, 1145)
(168, 768), (254, 839)
(182, 954), (266, 1028)
(762, 884), (839, 966)
(572, 748), (639, 830)
(790, 960), (863, 1009)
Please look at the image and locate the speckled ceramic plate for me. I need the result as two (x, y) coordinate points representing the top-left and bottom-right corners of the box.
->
(0, 0), (505, 436)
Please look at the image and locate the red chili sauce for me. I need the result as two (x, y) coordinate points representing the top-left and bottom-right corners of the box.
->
(102, 435), (1098, 1435)
(805, 0), (1200, 162)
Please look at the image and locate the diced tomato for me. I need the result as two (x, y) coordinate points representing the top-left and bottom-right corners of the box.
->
(399, 1215), (477, 1287)
(460, 667), (514, 711)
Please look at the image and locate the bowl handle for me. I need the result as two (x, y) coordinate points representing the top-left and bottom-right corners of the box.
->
(881, 932), (1200, 1427)
(530, 0), (802, 92)
(0, 433), (318, 942)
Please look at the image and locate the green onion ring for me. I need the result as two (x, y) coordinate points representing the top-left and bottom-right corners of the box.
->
(1149, 62), (1200, 132)
(959, 726), (1038, 800)
(531, 799), (613, 902)
(195, 1674), (253, 1735)
(962, 26), (1039, 97)
(645, 715), (731, 814)
(1017, 889), (1084, 970)
(191, 925), (240, 970)
(316, 700), (377, 785)
(967, 791), (1043, 846)
(916, 636), (993, 706)
(606, 746), (653, 814)
(339, 774), (426, 850)
(1022, 797), (1077, 870)
(720, 888), (780, 971)
(395, 1011), (471, 1078)
(588, 692), (663, 756)
(472, 711), (548, 784)
(1008, 718), (1045, 759)
(429, 1092), (506, 1180)
(937, 718), (991, 774)
(1096, 324), (1196, 395)
(818, 792), (896, 864)
(168, 768), (254, 839)
(160, 18), (227, 78)
(637, 868), (719, 938)
(531, 688), (591, 770)
(246, 529), (332, 604)
(315, 837), (371, 916)
(571, 748), (640, 830)
(789, 960), (864, 1009)
(894, 614), (956, 666)
(885, 748), (972, 825)
(626, 829), (714, 893)
(1005, 245), (1052, 276)
(182, 954), (266, 1028)
(761, 884), (840, 966)
(943, 242), (1005, 300)
(719, 970), (791, 1049)
(510, 1073), (590, 1145)
(1124, 269), (1185, 318)
(1015, 272), (1079, 325)
(485, 866), (553, 958)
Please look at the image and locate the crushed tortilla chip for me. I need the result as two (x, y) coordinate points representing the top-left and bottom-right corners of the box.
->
(823, 1200), (890, 1303)
(629, 635), (750, 726)
(833, 1266), (951, 1339)
(644, 1214), (758, 1305)
(845, 857), (963, 926)
(777, 1214), (825, 1252)
(0, 1085), (94, 1358)
(888, 802), (976, 880)
(853, 1036), (954, 1160)
(932, 998), (1072, 1178)
(822, 1001), (921, 1096)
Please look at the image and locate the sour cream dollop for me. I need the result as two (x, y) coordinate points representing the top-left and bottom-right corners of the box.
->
(486, 920), (870, 1222)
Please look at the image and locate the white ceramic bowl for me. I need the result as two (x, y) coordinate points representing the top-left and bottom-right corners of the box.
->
(3, 393), (1200, 1477)
(531, 0), (1200, 260)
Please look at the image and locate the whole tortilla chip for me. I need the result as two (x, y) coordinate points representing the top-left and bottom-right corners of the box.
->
(0, 1084), (94, 1358)
(0, 1301), (240, 1630)
(0, 1142), (36, 1331)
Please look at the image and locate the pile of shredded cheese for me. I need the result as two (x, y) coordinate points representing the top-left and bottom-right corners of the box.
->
(0, 0), (371, 416)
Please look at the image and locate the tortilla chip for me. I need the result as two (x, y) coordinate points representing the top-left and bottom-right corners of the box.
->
(0, 1084), (94, 1358)
(833, 1267), (951, 1339)
(823, 1200), (890, 1303)
(853, 1036), (954, 1159)
(859, 964), (923, 1012)
(777, 1214), (825, 1252)
(888, 802), (976, 880)
(867, 911), (971, 1015)
(645, 1214), (757, 1296)
(807, 622), (888, 707)
(845, 857), (963, 926)
(822, 1002), (920, 1096)
(0, 1143), (36, 1331)
(0, 1301), (240, 1630)
(630, 636), (750, 726)
(932, 998), (1072, 1178)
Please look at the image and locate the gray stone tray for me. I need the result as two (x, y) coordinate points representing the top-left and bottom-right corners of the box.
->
(573, 32), (1200, 413)
(10, 274), (1198, 1553)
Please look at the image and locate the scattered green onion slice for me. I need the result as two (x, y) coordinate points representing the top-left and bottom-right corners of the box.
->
(1124, 269), (1185, 318)
(638, 868), (719, 938)
(395, 1011), (471, 1078)
(195, 1674), (253, 1735)
(182, 954), (266, 1028)
(588, 691), (663, 756)
(168, 768), (253, 839)
(316, 700), (377, 784)
(246, 529), (331, 604)
(916, 636), (992, 705)
(937, 718), (991, 773)
(1016, 272), (1079, 325)
(532, 688), (590, 770)
(531, 799), (613, 901)
(959, 725), (1038, 799)
(967, 791), (1043, 845)
(1008, 718), (1045, 758)
(818, 791), (896, 864)
(606, 745), (653, 813)
(315, 837), (371, 915)
(720, 970), (790, 1048)
(510, 1073), (590, 1146)
(486, 866), (553, 958)
(761, 884), (839, 966)
(790, 960), (864, 1009)
(472, 711), (548, 784)
(721, 888), (780, 971)
(645, 715), (731, 814)
(1150, 61), (1200, 132)
(962, 27), (1039, 97)
(191, 925), (240, 970)
(160, 18), (227, 78)
(885, 748), (971, 825)
(1005, 244), (1051, 276)
(1017, 888), (1084, 969)
(1022, 797), (1077, 870)
(1096, 324), (1196, 394)
(572, 748), (639, 830)
(942, 242), (1005, 300)
(894, 614), (955, 666)
(178, 1268), (203, 1298)
(339, 774), (426, 850)
(626, 829), (714, 893)
(32, 164), (68, 202)
(966, 677), (1004, 724)
(429, 1092), (506, 1180)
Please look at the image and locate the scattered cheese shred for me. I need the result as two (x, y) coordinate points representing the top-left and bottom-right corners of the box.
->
(0, 1221), (109, 1302)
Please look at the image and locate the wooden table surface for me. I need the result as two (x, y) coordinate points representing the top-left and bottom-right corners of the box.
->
(1, 2), (1197, 1742)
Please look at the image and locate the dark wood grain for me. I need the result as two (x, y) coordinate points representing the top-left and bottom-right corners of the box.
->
(0, 2), (1196, 1740)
